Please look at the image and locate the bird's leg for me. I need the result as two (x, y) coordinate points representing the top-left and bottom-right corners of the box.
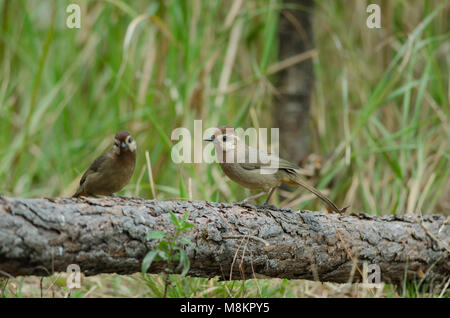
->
(235, 191), (267, 205)
(338, 205), (350, 213)
(262, 187), (277, 206)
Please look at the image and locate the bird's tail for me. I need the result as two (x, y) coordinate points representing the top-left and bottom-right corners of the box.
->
(284, 171), (348, 213)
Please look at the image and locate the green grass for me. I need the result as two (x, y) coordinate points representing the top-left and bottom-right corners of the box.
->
(3, 272), (449, 298)
(0, 0), (448, 297)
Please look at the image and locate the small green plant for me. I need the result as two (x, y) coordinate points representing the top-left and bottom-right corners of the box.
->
(141, 210), (194, 297)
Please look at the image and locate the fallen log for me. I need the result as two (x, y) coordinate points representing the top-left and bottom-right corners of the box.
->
(0, 195), (448, 285)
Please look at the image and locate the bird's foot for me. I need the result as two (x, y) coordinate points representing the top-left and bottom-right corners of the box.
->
(338, 205), (350, 213)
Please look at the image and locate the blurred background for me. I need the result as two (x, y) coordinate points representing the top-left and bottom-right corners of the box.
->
(0, 0), (448, 297)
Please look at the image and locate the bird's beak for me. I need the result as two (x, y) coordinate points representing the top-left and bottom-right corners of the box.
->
(121, 141), (127, 148)
(203, 136), (214, 142)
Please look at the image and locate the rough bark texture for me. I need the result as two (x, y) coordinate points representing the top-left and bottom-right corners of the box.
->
(0, 195), (448, 285)
(275, 0), (315, 164)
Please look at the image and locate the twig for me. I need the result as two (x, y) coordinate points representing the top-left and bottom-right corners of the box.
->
(163, 270), (170, 298)
(249, 250), (262, 296)
(229, 235), (246, 281)
(223, 234), (270, 247)
(334, 226), (377, 297)
(334, 226), (364, 279)
(1, 278), (9, 297)
(415, 214), (450, 253)
(439, 277), (450, 298)
(238, 236), (250, 295)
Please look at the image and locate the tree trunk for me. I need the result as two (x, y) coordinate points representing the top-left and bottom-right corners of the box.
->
(0, 195), (448, 285)
(275, 0), (315, 164)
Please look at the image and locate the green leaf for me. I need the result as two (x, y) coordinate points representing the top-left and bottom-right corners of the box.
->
(176, 248), (185, 269)
(141, 250), (158, 274)
(178, 237), (194, 247)
(179, 173), (188, 200)
(157, 249), (168, 261)
(182, 222), (194, 230)
(259, 0), (278, 73)
(157, 240), (170, 253)
(146, 2), (159, 15)
(168, 210), (182, 230)
(175, 247), (190, 276)
(181, 250), (190, 276)
(147, 230), (166, 239)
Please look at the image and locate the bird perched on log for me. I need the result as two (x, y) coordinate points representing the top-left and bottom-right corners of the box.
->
(203, 126), (347, 213)
(73, 130), (137, 197)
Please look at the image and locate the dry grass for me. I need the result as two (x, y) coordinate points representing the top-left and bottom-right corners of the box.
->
(0, 0), (448, 297)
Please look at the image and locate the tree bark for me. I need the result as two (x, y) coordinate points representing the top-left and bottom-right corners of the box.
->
(275, 0), (315, 164)
(0, 195), (448, 285)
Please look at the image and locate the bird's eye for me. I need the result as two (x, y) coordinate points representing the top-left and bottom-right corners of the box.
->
(128, 136), (133, 143)
(222, 135), (227, 142)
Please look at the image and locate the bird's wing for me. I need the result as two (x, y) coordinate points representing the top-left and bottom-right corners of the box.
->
(79, 152), (110, 186)
(239, 146), (299, 171)
(276, 158), (300, 171)
(239, 162), (262, 170)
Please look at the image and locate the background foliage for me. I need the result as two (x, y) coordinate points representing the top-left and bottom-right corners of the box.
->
(0, 0), (448, 297)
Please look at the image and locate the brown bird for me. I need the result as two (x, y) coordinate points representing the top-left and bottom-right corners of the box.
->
(204, 126), (347, 213)
(73, 130), (137, 197)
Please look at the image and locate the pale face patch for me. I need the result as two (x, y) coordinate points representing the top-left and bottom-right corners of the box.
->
(213, 133), (237, 152)
(113, 138), (121, 155)
(112, 135), (136, 154)
(126, 135), (137, 152)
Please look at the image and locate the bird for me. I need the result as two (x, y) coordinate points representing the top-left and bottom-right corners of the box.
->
(73, 130), (137, 197)
(203, 126), (347, 213)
